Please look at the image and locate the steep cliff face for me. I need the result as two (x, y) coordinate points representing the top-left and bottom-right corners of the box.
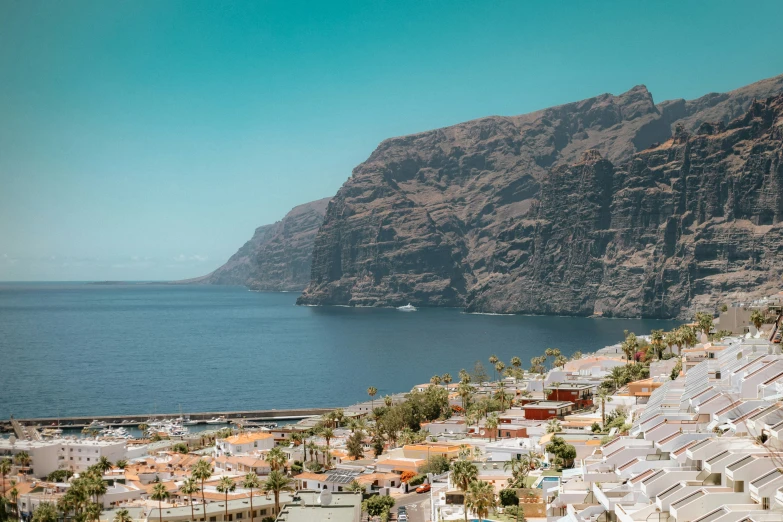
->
(193, 197), (330, 291)
(298, 76), (783, 317)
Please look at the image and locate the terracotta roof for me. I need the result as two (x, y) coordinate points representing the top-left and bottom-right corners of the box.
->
(224, 432), (274, 445)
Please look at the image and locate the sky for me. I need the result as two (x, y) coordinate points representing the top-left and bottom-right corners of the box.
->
(2, 1), (783, 281)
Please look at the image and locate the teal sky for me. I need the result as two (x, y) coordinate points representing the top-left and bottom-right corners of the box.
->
(2, 0), (782, 281)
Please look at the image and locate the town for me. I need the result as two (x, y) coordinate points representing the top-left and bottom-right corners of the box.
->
(3, 295), (783, 522)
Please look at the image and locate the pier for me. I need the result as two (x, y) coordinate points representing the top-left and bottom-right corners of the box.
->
(2, 407), (334, 431)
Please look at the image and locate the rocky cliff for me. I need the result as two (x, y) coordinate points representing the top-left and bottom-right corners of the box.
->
(298, 75), (783, 317)
(191, 197), (330, 291)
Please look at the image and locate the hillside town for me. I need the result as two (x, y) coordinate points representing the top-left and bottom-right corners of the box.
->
(3, 295), (783, 522)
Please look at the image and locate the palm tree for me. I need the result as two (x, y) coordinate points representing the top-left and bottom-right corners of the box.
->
(137, 423), (149, 434)
(596, 388), (612, 428)
(485, 414), (498, 442)
(367, 386), (378, 412)
(14, 452), (31, 474)
(241, 473), (261, 522)
(0, 458), (11, 496)
(383, 395), (393, 407)
(545, 419), (561, 433)
(664, 330), (677, 356)
(85, 472), (107, 505)
(319, 428), (334, 469)
(32, 502), (58, 522)
(650, 329), (665, 360)
(345, 480), (366, 494)
(113, 508), (133, 522)
(458, 369), (470, 383)
(263, 470), (294, 516)
(96, 456), (113, 474)
(488, 355), (499, 380)
(266, 447), (287, 472)
(548, 381), (562, 400)
(609, 366), (625, 392)
(430, 375), (442, 386)
(150, 483), (169, 522)
(457, 381), (473, 411)
(216, 476), (236, 521)
(191, 459), (212, 512)
(115, 459), (128, 470)
(751, 309), (765, 331)
(465, 480), (496, 521)
(621, 332), (638, 363)
(442, 373), (452, 387)
(494, 361), (505, 383)
(179, 477), (200, 522)
(678, 325), (697, 350)
(85, 502), (102, 522)
(451, 459), (478, 522)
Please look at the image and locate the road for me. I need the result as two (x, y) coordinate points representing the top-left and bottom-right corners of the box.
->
(388, 482), (448, 522)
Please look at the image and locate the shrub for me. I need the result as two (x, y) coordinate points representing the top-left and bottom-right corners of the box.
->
(407, 474), (426, 486)
(499, 488), (519, 507)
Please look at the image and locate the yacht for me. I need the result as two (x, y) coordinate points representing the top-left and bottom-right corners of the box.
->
(88, 420), (108, 429)
(206, 416), (228, 424)
(397, 303), (417, 312)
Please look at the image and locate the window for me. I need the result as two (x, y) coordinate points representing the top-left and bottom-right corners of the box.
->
(236, 513), (243, 519)
(260, 510), (267, 515)
(209, 517), (217, 522)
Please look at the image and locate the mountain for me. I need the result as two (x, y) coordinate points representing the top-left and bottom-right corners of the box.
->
(297, 75), (783, 317)
(188, 197), (331, 291)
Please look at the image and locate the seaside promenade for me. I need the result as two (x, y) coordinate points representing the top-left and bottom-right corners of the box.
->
(1, 407), (334, 433)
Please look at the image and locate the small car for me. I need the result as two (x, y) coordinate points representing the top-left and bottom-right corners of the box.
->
(416, 483), (431, 493)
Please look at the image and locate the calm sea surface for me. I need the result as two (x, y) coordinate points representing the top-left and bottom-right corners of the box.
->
(0, 283), (679, 419)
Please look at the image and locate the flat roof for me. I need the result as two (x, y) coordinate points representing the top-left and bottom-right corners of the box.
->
(522, 401), (574, 409)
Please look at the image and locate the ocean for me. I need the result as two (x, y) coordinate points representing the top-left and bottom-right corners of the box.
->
(0, 283), (679, 419)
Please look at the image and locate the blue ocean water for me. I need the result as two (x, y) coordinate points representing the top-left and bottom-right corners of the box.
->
(0, 283), (679, 419)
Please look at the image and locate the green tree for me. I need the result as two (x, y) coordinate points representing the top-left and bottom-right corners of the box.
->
(430, 375), (442, 386)
(671, 358), (683, 380)
(546, 436), (576, 469)
(191, 459), (213, 512)
(32, 502), (58, 522)
(113, 508), (133, 522)
(751, 309), (765, 331)
(150, 483), (170, 522)
(263, 470), (294, 516)
(472, 361), (489, 384)
(179, 477), (200, 522)
(361, 495), (395, 518)
(85, 502), (102, 522)
(457, 381), (473, 411)
(441, 373), (452, 386)
(451, 459), (478, 522)
(650, 329), (665, 360)
(465, 480), (496, 521)
(216, 476), (236, 521)
(499, 488), (519, 507)
(242, 473), (261, 522)
(115, 460), (128, 470)
(346, 430), (365, 460)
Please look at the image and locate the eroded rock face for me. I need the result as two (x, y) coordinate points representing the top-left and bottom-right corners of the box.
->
(193, 197), (331, 291)
(298, 76), (783, 317)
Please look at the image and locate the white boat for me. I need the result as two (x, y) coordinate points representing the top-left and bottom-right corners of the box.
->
(206, 416), (227, 424)
(183, 418), (199, 426)
(88, 420), (108, 429)
(397, 303), (417, 312)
